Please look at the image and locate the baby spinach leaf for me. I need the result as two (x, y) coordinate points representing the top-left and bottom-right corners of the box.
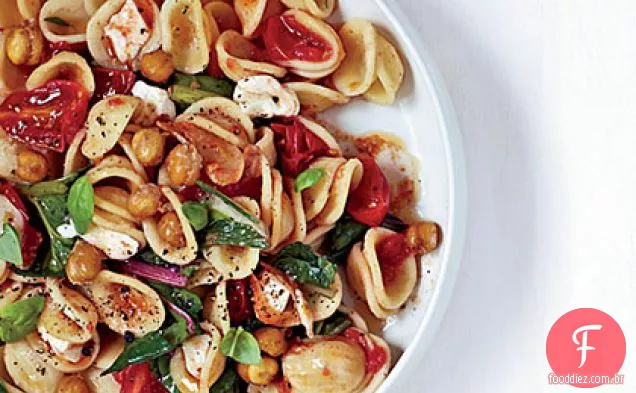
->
(220, 327), (262, 365)
(173, 73), (235, 98)
(295, 168), (325, 192)
(19, 170), (85, 198)
(152, 355), (182, 393)
(0, 295), (45, 342)
(273, 242), (336, 289)
(103, 331), (172, 375)
(197, 181), (259, 225)
(163, 312), (188, 348)
(313, 311), (352, 336)
(67, 176), (94, 234)
(326, 215), (369, 261)
(0, 224), (22, 266)
(43, 16), (70, 26)
(149, 281), (202, 319)
(211, 368), (240, 393)
(181, 201), (209, 231)
(205, 219), (268, 249)
(0, 380), (8, 393)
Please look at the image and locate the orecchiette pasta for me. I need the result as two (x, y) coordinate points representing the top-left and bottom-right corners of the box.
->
(161, 0), (210, 74)
(234, 0), (283, 38)
(216, 30), (287, 82)
(39, 0), (90, 46)
(332, 19), (378, 96)
(281, 0), (336, 19)
(26, 51), (95, 95)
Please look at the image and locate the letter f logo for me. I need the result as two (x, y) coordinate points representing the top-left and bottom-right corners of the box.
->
(572, 324), (603, 368)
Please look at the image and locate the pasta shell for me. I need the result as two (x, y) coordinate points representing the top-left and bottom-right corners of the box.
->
(117, 133), (149, 182)
(296, 116), (342, 153)
(86, 155), (145, 191)
(301, 157), (345, 221)
(161, 0), (210, 74)
(88, 270), (165, 337)
(203, 282), (230, 335)
(170, 327), (226, 393)
(63, 129), (89, 176)
(39, 0), (89, 45)
(203, 1), (240, 32)
(143, 187), (198, 265)
(93, 329), (124, 370)
(285, 82), (349, 114)
(17, 0), (42, 19)
(0, 2), (25, 29)
(363, 34), (405, 105)
(255, 127), (277, 167)
(285, 177), (306, 244)
(183, 97), (256, 144)
(4, 340), (63, 393)
(87, 0), (161, 70)
(302, 272), (342, 321)
(283, 0), (335, 19)
(26, 331), (100, 372)
(314, 158), (362, 225)
(235, 0), (283, 37)
(84, 0), (107, 14)
(26, 51), (95, 95)
(203, 244), (260, 281)
(216, 30), (287, 82)
(91, 207), (146, 249)
(82, 95), (142, 160)
(83, 366), (121, 393)
(94, 186), (138, 224)
(269, 169), (294, 250)
(0, 280), (23, 309)
(332, 19), (377, 96)
(346, 228), (417, 319)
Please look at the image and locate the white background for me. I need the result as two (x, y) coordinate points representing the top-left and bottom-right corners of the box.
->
(395, 1), (636, 392)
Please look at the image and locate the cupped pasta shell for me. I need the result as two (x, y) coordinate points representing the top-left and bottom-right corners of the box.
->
(297, 116), (341, 153)
(203, 281), (230, 335)
(203, 1), (240, 32)
(87, 0), (161, 70)
(4, 340), (63, 393)
(25, 331), (100, 372)
(92, 207), (146, 246)
(39, 0), (90, 45)
(182, 96), (256, 144)
(117, 133), (149, 182)
(161, 0), (210, 74)
(88, 270), (165, 337)
(363, 34), (405, 105)
(143, 187), (198, 265)
(303, 272), (342, 321)
(235, 0), (282, 37)
(93, 329), (124, 370)
(0, 280), (23, 309)
(26, 52), (95, 95)
(301, 157), (345, 221)
(83, 366), (121, 393)
(94, 185), (138, 224)
(84, 0), (107, 14)
(170, 327), (226, 393)
(285, 82), (349, 114)
(216, 30), (287, 82)
(332, 19), (378, 96)
(82, 95), (141, 160)
(346, 228), (417, 319)
(314, 158), (363, 225)
(256, 127), (277, 167)
(202, 244), (260, 280)
(281, 0), (335, 19)
(269, 169), (294, 250)
(270, 10), (344, 79)
(86, 155), (145, 191)
(63, 129), (89, 176)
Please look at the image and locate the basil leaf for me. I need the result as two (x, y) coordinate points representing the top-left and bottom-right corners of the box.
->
(0, 224), (22, 266)
(313, 311), (351, 336)
(211, 368), (240, 393)
(273, 242), (336, 289)
(197, 181), (260, 225)
(103, 331), (172, 375)
(67, 176), (94, 234)
(43, 16), (70, 26)
(163, 312), (188, 348)
(295, 168), (325, 192)
(0, 381), (7, 393)
(149, 282), (202, 319)
(173, 73), (235, 98)
(220, 327), (262, 365)
(326, 215), (369, 261)
(19, 170), (85, 198)
(138, 249), (169, 265)
(205, 219), (268, 249)
(152, 355), (182, 393)
(0, 295), (45, 342)
(180, 265), (197, 277)
(182, 201), (209, 231)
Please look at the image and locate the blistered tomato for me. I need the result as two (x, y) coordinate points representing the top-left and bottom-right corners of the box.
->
(0, 80), (89, 152)
(346, 155), (390, 227)
(375, 232), (410, 285)
(92, 68), (137, 102)
(263, 14), (331, 63)
(271, 117), (332, 177)
(227, 278), (253, 325)
(115, 362), (167, 393)
(0, 181), (42, 268)
(343, 328), (388, 374)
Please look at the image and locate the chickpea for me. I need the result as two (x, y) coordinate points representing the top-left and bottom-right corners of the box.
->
(66, 241), (105, 285)
(127, 184), (162, 219)
(254, 327), (287, 357)
(158, 211), (185, 248)
(404, 221), (441, 254)
(57, 374), (91, 393)
(140, 50), (175, 83)
(16, 149), (48, 183)
(237, 356), (280, 385)
(6, 25), (44, 66)
(131, 128), (166, 166)
(166, 144), (203, 187)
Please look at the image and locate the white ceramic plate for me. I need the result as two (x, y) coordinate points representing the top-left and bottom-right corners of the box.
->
(320, 1), (466, 391)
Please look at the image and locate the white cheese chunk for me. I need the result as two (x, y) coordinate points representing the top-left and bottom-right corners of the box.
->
(104, 0), (150, 64)
(132, 81), (177, 126)
(233, 75), (300, 119)
(38, 327), (83, 363)
(262, 272), (291, 312)
(81, 226), (139, 260)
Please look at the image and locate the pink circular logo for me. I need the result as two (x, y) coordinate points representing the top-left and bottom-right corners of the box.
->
(546, 308), (626, 388)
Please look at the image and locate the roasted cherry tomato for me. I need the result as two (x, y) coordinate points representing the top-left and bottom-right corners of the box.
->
(115, 362), (167, 393)
(227, 278), (253, 325)
(0, 181), (42, 268)
(92, 68), (137, 102)
(271, 117), (332, 177)
(218, 176), (262, 199)
(346, 155), (390, 227)
(375, 232), (409, 285)
(343, 328), (388, 374)
(263, 14), (332, 63)
(0, 80), (89, 152)
(207, 49), (225, 79)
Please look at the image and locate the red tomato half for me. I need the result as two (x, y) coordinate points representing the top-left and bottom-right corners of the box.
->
(115, 363), (167, 393)
(271, 117), (332, 177)
(0, 181), (43, 268)
(263, 14), (332, 63)
(375, 232), (410, 285)
(343, 328), (388, 374)
(0, 80), (89, 152)
(227, 278), (253, 325)
(92, 68), (137, 102)
(346, 155), (390, 227)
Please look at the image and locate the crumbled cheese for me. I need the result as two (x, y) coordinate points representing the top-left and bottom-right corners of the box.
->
(182, 335), (212, 379)
(131, 81), (176, 126)
(81, 227), (139, 260)
(56, 220), (78, 239)
(104, 0), (150, 64)
(38, 327), (83, 363)
(262, 272), (291, 312)
(233, 75), (300, 119)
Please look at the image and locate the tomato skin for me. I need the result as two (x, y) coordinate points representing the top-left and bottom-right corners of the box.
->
(217, 176), (262, 199)
(0, 181), (42, 268)
(92, 68), (137, 102)
(226, 278), (253, 325)
(346, 155), (390, 227)
(271, 117), (331, 177)
(263, 15), (331, 63)
(115, 363), (167, 393)
(375, 232), (409, 285)
(343, 328), (388, 374)
(0, 80), (89, 152)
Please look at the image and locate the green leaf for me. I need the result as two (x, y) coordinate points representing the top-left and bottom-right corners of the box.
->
(0, 224), (22, 266)
(0, 380), (8, 393)
(67, 176), (94, 234)
(19, 170), (85, 198)
(205, 219), (268, 249)
(326, 215), (369, 261)
(211, 368), (240, 393)
(149, 282), (202, 319)
(30, 194), (74, 276)
(295, 168), (326, 192)
(197, 180), (260, 225)
(152, 355), (182, 393)
(43, 16), (70, 26)
(103, 331), (172, 375)
(220, 327), (262, 365)
(313, 311), (352, 336)
(173, 73), (235, 98)
(181, 201), (209, 231)
(180, 265), (197, 277)
(273, 242), (337, 289)
(163, 311), (188, 348)
(0, 295), (45, 342)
